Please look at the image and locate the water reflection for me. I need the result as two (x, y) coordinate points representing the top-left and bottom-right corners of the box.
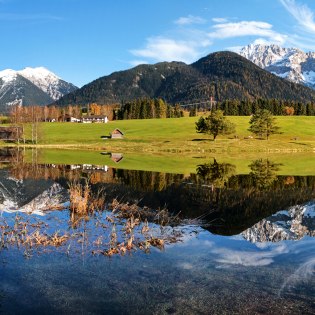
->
(243, 203), (315, 242)
(0, 155), (314, 314)
(0, 159), (314, 239)
(248, 159), (281, 189)
(196, 159), (236, 188)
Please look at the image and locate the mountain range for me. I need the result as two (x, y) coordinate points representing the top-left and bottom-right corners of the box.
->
(55, 51), (315, 106)
(239, 44), (315, 89)
(0, 168), (68, 215)
(0, 67), (77, 112)
(3, 44), (315, 111)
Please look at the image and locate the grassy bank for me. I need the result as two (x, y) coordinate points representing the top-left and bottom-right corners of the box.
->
(3, 116), (315, 153)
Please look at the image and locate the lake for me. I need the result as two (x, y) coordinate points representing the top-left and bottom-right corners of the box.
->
(0, 149), (314, 314)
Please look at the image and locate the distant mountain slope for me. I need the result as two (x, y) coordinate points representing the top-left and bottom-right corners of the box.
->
(239, 44), (315, 89)
(55, 51), (315, 106)
(0, 67), (77, 113)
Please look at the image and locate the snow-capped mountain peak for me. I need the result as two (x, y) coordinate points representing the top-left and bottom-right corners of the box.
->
(19, 67), (61, 81)
(0, 67), (78, 111)
(0, 69), (18, 83)
(18, 67), (67, 100)
(239, 43), (315, 89)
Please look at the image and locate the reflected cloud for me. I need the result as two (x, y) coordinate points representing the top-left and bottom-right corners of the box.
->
(177, 262), (194, 270)
(211, 243), (289, 267)
(279, 257), (315, 295)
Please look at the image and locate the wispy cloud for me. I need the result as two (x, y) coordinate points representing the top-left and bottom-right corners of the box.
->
(130, 17), (288, 65)
(212, 17), (228, 23)
(280, 0), (315, 33)
(130, 37), (206, 64)
(175, 15), (206, 25)
(0, 13), (62, 21)
(208, 21), (287, 45)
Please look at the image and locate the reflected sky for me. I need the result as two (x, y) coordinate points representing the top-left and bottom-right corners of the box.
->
(0, 160), (314, 314)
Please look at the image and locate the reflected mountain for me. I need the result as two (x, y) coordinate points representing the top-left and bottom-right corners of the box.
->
(0, 167), (68, 214)
(243, 203), (315, 242)
(2, 159), (315, 239)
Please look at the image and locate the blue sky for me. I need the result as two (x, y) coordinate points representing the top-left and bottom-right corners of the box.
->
(1, 0), (315, 87)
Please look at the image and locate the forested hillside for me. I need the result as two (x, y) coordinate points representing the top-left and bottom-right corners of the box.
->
(55, 52), (315, 106)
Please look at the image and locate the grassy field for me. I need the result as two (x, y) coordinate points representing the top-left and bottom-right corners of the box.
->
(20, 116), (315, 154)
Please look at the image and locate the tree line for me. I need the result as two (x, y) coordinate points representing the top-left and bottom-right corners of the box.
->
(213, 98), (315, 116)
(115, 98), (184, 120)
(9, 103), (118, 124)
(6, 97), (315, 127)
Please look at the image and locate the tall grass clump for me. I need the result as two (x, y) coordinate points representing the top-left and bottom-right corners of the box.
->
(69, 179), (91, 214)
(69, 179), (106, 215)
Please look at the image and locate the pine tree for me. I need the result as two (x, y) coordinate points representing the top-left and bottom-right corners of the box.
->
(196, 110), (236, 140)
(248, 109), (280, 140)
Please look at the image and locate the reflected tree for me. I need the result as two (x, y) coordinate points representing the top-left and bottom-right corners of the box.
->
(249, 159), (281, 189)
(196, 159), (236, 188)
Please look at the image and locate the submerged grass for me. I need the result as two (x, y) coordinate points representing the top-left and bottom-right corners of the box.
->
(1, 183), (186, 257)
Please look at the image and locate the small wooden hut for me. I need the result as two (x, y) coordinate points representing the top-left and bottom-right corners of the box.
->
(110, 128), (124, 139)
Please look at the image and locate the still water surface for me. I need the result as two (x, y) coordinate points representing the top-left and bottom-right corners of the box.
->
(0, 156), (314, 314)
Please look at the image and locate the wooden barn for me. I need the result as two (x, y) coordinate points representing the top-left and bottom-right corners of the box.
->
(0, 126), (23, 142)
(110, 128), (124, 139)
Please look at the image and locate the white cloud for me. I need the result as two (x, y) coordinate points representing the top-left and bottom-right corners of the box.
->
(212, 17), (228, 23)
(252, 38), (274, 45)
(280, 0), (315, 33)
(208, 21), (287, 45)
(175, 15), (206, 26)
(129, 18), (289, 64)
(130, 37), (205, 63)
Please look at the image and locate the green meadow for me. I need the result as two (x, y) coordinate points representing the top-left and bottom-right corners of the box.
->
(31, 115), (315, 153)
(3, 115), (315, 175)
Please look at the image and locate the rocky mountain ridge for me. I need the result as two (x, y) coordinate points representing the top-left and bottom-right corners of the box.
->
(239, 44), (315, 89)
